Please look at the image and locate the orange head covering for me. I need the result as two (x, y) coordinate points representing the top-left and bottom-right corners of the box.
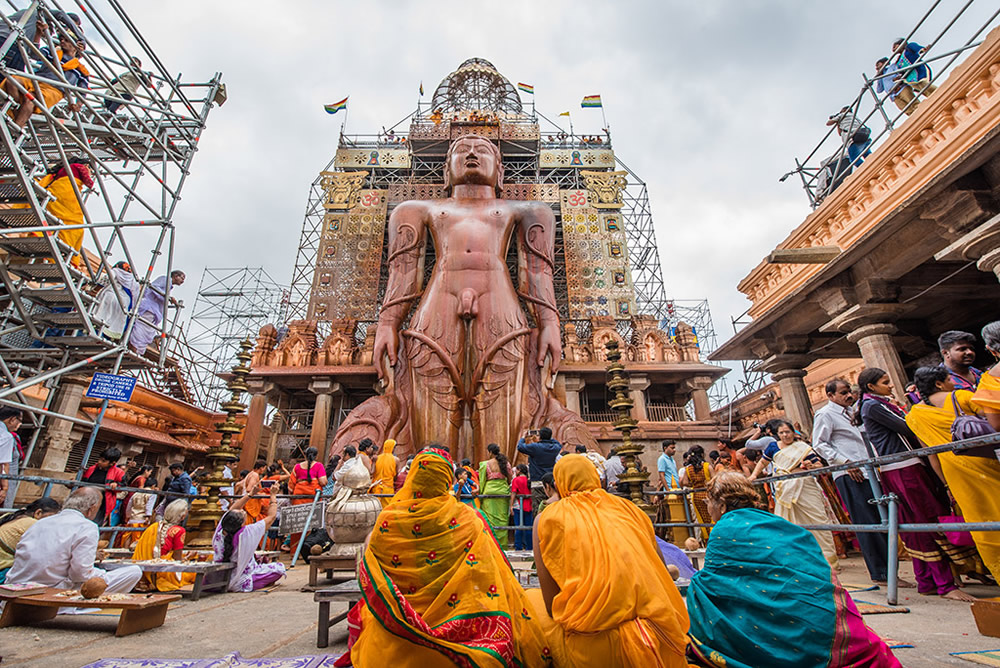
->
(553, 453), (600, 495)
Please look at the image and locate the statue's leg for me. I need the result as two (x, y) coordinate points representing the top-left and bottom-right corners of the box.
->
(403, 327), (463, 457)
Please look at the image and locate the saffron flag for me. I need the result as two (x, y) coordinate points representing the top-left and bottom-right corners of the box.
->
(419, 81), (424, 96)
(559, 111), (570, 117)
(324, 97), (348, 115)
(518, 82), (534, 94)
(581, 95), (602, 108)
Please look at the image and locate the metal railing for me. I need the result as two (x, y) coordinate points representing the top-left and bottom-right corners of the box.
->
(781, 2), (1000, 207)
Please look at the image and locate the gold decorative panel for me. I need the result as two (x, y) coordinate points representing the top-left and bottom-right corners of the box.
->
(335, 149), (411, 169)
(560, 189), (635, 320)
(308, 189), (388, 321)
(539, 149), (615, 169)
(451, 124), (499, 140)
(408, 121), (450, 140)
(500, 123), (540, 141)
(580, 170), (628, 209)
(320, 171), (368, 210)
(387, 183), (447, 204)
(502, 183), (559, 202)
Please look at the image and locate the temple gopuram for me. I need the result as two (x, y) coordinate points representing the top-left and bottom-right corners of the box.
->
(240, 58), (727, 468)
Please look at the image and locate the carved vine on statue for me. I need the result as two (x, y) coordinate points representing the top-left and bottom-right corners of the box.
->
(330, 135), (598, 463)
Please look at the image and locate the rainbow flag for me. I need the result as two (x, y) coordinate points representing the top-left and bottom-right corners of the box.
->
(324, 97), (348, 115)
(518, 82), (534, 94)
(581, 95), (602, 108)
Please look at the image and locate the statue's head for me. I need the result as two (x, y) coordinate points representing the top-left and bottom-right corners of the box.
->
(444, 135), (504, 195)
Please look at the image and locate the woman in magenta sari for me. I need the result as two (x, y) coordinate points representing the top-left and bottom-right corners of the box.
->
(687, 472), (901, 668)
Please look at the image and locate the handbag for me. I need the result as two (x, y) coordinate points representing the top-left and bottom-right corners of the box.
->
(950, 392), (996, 456)
(938, 514), (975, 547)
(851, 126), (871, 144)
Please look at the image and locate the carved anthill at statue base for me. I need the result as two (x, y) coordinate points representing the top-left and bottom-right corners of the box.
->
(331, 135), (596, 464)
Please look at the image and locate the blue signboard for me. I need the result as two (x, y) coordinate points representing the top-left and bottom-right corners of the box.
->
(86, 373), (137, 402)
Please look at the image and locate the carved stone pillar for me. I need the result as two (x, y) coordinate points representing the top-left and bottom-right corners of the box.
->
(628, 374), (650, 421)
(309, 378), (342, 462)
(563, 376), (585, 416)
(238, 378), (274, 470)
(761, 356), (814, 432)
(933, 213), (1000, 282)
(977, 247), (1000, 281)
(847, 323), (910, 404)
(38, 375), (89, 472)
(682, 376), (714, 422)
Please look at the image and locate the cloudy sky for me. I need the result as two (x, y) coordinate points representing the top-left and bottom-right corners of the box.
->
(97, 0), (998, 382)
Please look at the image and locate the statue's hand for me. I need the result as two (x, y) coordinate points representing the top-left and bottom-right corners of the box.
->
(538, 323), (561, 374)
(373, 322), (398, 380)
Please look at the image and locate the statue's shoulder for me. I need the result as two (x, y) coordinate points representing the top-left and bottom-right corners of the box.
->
(389, 199), (432, 219)
(510, 199), (555, 220)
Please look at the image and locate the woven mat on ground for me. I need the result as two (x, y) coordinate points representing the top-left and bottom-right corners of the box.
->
(82, 652), (339, 668)
(881, 638), (915, 649)
(843, 583), (880, 593)
(852, 599), (910, 614)
(950, 650), (1000, 666)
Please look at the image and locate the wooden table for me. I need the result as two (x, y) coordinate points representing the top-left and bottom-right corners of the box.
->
(101, 548), (281, 563)
(308, 555), (356, 588)
(314, 580), (361, 648)
(98, 559), (234, 601)
(0, 588), (181, 636)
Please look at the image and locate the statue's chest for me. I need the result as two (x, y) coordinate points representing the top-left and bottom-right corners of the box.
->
(429, 206), (513, 245)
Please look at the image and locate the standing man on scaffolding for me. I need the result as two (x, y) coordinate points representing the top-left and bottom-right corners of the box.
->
(129, 270), (185, 354)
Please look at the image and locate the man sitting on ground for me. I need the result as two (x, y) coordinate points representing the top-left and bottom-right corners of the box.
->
(6, 487), (142, 594)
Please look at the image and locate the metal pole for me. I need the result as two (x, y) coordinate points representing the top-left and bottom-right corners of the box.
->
(886, 493), (899, 606)
(75, 399), (109, 481)
(290, 489), (322, 568)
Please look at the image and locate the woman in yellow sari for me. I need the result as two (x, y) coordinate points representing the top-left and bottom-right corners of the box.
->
(132, 499), (197, 592)
(353, 446), (556, 667)
(750, 419), (840, 569)
(973, 321), (1000, 434)
(371, 438), (398, 508)
(529, 454), (689, 667)
(908, 366), (1000, 582)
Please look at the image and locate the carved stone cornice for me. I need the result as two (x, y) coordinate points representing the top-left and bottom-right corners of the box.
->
(820, 303), (912, 334)
(738, 28), (1000, 319)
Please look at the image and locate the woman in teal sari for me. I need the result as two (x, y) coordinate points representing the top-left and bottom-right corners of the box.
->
(687, 472), (901, 668)
(478, 443), (512, 548)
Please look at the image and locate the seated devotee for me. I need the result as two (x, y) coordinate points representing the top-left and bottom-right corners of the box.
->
(529, 454), (689, 667)
(0, 498), (61, 582)
(213, 482), (286, 591)
(132, 499), (197, 591)
(686, 472), (902, 667)
(371, 439), (397, 508)
(118, 478), (157, 549)
(5, 488), (142, 593)
(906, 366), (1000, 583)
(350, 446), (554, 667)
(240, 459), (268, 523)
(3, 31), (89, 128)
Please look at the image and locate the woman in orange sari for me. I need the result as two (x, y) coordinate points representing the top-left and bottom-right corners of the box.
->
(288, 447), (327, 554)
(132, 499), (197, 592)
(529, 454), (689, 667)
(372, 439), (398, 508)
(353, 446), (556, 667)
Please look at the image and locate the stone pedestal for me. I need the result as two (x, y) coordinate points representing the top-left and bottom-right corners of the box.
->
(682, 376), (715, 422)
(563, 376), (584, 416)
(847, 323), (909, 404)
(628, 375), (650, 421)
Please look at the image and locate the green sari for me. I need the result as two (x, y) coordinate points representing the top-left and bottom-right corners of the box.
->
(478, 459), (510, 548)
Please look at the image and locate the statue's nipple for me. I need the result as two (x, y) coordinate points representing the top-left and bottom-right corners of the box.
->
(457, 288), (479, 320)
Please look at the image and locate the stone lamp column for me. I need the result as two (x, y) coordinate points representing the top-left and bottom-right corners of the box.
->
(186, 339), (253, 548)
(604, 340), (653, 518)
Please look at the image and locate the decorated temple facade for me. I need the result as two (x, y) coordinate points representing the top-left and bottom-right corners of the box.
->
(243, 58), (727, 469)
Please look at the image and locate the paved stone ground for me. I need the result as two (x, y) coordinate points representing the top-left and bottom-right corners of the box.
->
(0, 556), (996, 667)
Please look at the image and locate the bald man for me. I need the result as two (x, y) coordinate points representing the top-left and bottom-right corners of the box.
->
(6, 487), (142, 595)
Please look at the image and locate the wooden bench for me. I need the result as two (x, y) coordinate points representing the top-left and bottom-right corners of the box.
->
(308, 554), (356, 588)
(98, 559), (235, 601)
(314, 580), (361, 649)
(101, 548), (281, 563)
(0, 588), (180, 636)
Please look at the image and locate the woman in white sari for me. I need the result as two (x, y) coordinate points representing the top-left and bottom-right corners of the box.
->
(213, 483), (286, 592)
(750, 419), (840, 568)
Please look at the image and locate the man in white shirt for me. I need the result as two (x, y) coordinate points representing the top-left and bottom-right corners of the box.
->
(604, 447), (624, 490)
(0, 407), (22, 507)
(812, 378), (893, 585)
(220, 459), (237, 511)
(6, 487), (142, 595)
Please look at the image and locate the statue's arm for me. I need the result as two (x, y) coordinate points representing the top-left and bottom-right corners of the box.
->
(516, 203), (561, 371)
(373, 201), (427, 378)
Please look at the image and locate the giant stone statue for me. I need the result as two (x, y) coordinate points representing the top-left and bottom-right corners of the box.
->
(332, 135), (596, 463)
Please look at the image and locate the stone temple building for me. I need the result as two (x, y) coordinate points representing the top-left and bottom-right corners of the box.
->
(238, 58), (727, 470)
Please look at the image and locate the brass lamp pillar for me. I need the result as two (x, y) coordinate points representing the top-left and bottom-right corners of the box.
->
(185, 339), (253, 548)
(604, 340), (654, 518)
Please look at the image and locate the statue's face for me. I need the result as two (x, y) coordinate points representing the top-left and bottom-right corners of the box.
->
(447, 138), (500, 189)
